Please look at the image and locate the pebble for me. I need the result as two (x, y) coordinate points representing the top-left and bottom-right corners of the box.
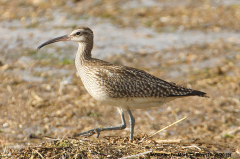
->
(3, 123), (9, 128)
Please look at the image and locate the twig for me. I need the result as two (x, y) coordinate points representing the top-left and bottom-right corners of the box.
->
(150, 116), (188, 138)
(139, 116), (188, 143)
(145, 111), (155, 121)
(182, 145), (202, 151)
(28, 59), (39, 71)
(121, 150), (152, 159)
(34, 149), (45, 159)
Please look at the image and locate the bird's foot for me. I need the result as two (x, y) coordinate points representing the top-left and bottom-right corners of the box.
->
(73, 127), (103, 138)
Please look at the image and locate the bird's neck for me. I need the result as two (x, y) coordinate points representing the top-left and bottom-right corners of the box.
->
(75, 42), (93, 65)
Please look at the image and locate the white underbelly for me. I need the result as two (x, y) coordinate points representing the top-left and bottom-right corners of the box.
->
(105, 97), (178, 109)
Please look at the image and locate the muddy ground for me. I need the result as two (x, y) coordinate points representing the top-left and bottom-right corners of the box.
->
(0, 0), (240, 158)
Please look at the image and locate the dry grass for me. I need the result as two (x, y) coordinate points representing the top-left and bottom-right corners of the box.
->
(3, 135), (236, 158)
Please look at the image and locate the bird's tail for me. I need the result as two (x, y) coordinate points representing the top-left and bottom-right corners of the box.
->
(186, 90), (209, 98)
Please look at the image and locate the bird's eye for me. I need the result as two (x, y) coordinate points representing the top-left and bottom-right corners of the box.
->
(76, 32), (81, 35)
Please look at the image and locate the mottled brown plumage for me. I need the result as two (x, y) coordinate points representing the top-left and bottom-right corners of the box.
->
(38, 27), (209, 141)
(94, 63), (206, 98)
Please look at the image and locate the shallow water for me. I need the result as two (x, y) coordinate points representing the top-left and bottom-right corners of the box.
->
(1, 16), (240, 60)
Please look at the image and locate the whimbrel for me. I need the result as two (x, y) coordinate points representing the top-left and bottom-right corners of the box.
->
(38, 27), (209, 141)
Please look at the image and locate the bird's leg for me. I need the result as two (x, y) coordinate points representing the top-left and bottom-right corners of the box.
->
(74, 108), (126, 138)
(127, 109), (135, 142)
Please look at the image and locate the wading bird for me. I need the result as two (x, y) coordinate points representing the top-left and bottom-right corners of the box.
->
(38, 27), (208, 141)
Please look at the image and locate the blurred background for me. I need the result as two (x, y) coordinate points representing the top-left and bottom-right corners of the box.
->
(0, 0), (239, 153)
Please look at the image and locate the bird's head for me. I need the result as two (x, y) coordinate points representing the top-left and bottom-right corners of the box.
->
(37, 27), (94, 49)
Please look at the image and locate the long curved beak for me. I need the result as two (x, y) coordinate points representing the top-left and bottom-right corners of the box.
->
(37, 35), (70, 50)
